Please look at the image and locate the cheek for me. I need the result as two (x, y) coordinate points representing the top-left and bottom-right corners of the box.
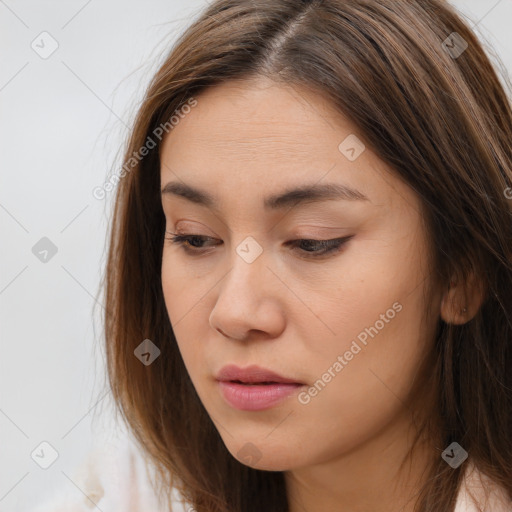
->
(298, 232), (431, 412)
(282, 293), (430, 467)
(161, 254), (214, 379)
(161, 249), (205, 322)
(305, 233), (424, 352)
(161, 255), (196, 357)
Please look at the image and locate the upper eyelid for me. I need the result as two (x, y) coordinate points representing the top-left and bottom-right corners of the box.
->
(166, 233), (353, 250)
(166, 232), (347, 241)
(168, 223), (351, 236)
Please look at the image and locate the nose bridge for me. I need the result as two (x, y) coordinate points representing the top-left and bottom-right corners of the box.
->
(223, 234), (268, 299)
(235, 234), (265, 267)
(209, 235), (285, 339)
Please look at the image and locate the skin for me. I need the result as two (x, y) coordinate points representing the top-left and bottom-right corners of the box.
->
(159, 77), (479, 512)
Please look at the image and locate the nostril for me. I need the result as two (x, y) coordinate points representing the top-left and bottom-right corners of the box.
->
(217, 327), (229, 338)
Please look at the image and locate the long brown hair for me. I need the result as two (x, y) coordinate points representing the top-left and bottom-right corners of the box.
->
(101, 1), (512, 510)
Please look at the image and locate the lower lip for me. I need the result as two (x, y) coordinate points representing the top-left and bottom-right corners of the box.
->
(218, 381), (303, 411)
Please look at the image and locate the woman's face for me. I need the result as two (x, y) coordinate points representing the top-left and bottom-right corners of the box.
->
(160, 77), (441, 471)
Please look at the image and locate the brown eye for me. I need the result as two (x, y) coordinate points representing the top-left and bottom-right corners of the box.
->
(165, 232), (353, 258)
(286, 236), (353, 258)
(165, 233), (221, 253)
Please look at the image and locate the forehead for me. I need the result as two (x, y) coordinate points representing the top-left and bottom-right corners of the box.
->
(159, 78), (417, 216)
(162, 78), (350, 160)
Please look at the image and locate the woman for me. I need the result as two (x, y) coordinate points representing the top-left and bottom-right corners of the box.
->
(101, 0), (512, 511)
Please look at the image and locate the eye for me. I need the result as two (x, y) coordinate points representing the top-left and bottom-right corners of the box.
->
(285, 237), (353, 257)
(165, 233), (220, 252)
(165, 231), (353, 259)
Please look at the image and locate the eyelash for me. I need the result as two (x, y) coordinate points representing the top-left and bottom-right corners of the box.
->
(164, 232), (353, 259)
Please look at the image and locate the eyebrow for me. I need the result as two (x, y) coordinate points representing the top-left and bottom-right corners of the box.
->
(161, 181), (369, 210)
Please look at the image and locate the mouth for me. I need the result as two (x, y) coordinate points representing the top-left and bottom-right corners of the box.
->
(230, 380), (284, 385)
(215, 364), (304, 385)
(215, 364), (305, 411)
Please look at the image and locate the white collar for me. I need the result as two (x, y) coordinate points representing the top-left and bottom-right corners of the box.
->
(454, 461), (512, 511)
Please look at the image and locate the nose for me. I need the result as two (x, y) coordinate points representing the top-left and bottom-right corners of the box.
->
(208, 248), (286, 342)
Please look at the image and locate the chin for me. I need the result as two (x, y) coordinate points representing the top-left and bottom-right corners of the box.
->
(222, 437), (302, 471)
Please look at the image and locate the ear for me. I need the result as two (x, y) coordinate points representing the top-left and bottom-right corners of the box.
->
(440, 270), (486, 325)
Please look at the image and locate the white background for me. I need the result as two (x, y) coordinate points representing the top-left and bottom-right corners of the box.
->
(1, 1), (511, 510)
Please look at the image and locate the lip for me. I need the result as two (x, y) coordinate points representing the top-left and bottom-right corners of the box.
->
(215, 364), (304, 411)
(216, 364), (302, 385)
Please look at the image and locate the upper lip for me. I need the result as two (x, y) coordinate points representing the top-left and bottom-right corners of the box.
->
(216, 364), (303, 384)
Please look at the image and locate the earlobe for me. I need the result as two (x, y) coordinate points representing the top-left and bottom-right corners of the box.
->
(440, 271), (486, 325)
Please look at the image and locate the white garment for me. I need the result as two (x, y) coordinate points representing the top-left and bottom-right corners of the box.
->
(454, 461), (512, 512)
(33, 433), (184, 512)
(34, 437), (511, 512)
